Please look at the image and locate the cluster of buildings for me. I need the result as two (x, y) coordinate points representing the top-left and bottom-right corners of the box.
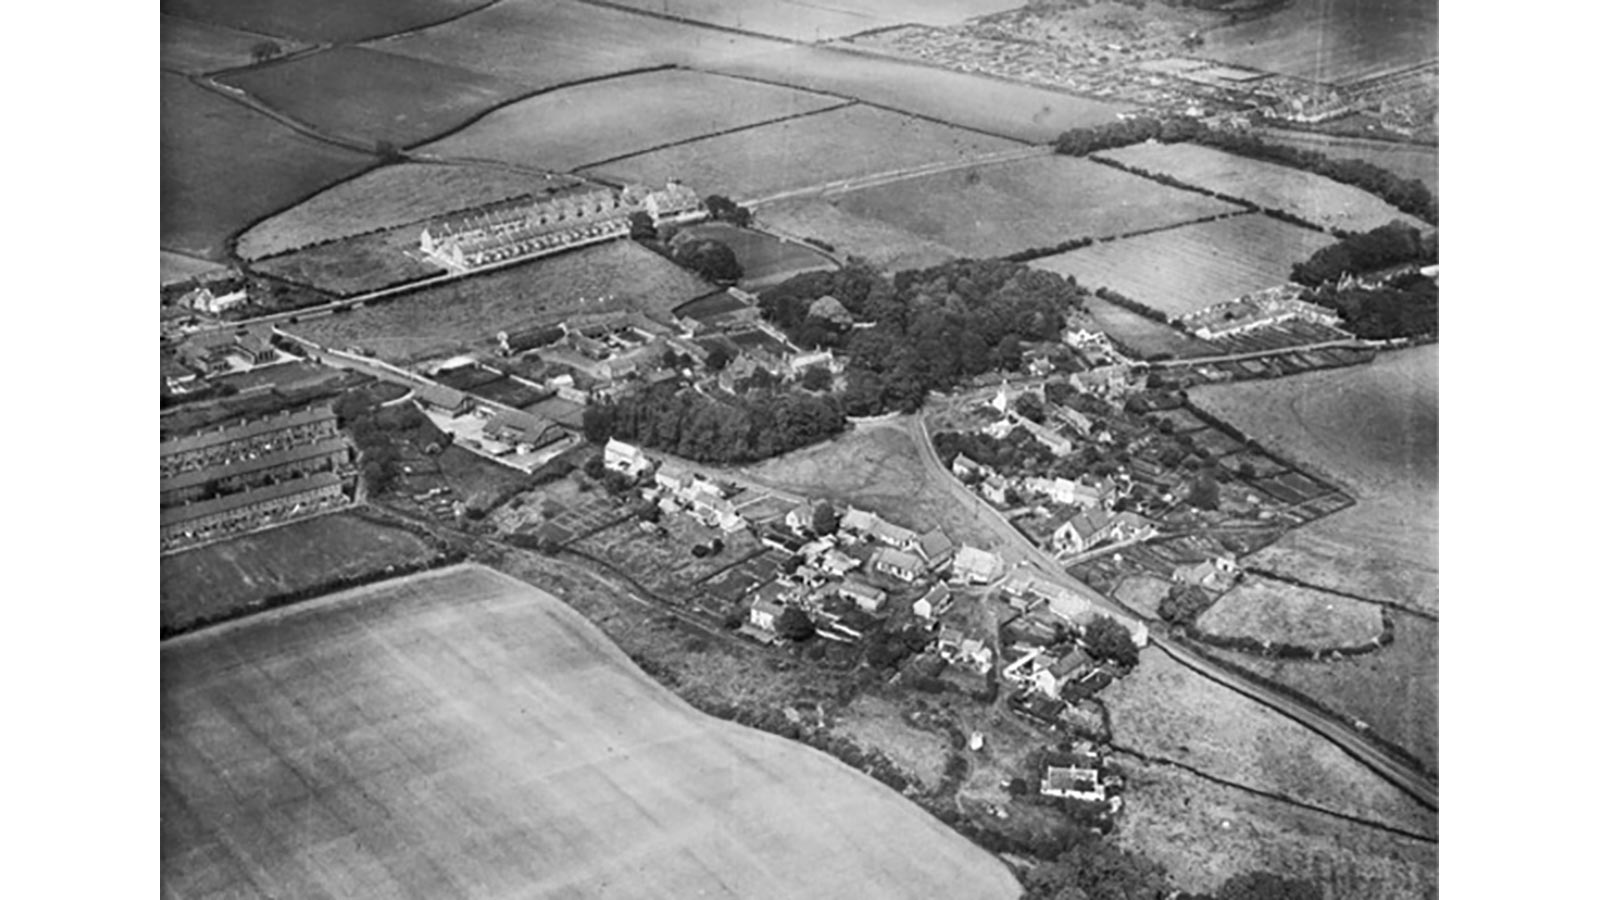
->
(1179, 285), (1345, 341)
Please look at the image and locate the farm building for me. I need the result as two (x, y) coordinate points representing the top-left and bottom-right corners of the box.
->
(497, 325), (565, 356)
(160, 472), (350, 551)
(654, 461), (693, 495)
(160, 406), (339, 479)
(1056, 510), (1154, 555)
(874, 547), (926, 583)
(603, 438), (651, 477)
(951, 546), (1005, 585)
(839, 507), (882, 540)
(1172, 554), (1241, 591)
(1030, 649), (1095, 701)
(483, 409), (566, 453)
(160, 437), (353, 508)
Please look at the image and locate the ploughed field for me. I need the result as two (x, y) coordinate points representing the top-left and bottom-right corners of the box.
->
(161, 564), (1022, 900)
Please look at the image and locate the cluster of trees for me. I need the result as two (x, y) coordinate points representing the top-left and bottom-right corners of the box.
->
(582, 382), (845, 464)
(933, 428), (1055, 479)
(1081, 615), (1141, 668)
(1305, 271), (1438, 339)
(1290, 220), (1436, 286)
(671, 236), (743, 284)
(703, 194), (753, 227)
(1159, 584), (1215, 625)
(333, 390), (448, 496)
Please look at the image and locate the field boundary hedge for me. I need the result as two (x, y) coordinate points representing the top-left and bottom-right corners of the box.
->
(1184, 609), (1394, 659)
(1243, 568), (1439, 622)
(578, 99), (856, 173)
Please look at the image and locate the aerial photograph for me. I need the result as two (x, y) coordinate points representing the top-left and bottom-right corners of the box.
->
(160, 1), (1440, 897)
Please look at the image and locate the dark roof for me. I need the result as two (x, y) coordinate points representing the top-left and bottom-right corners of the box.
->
(483, 408), (564, 449)
(161, 406), (335, 458)
(160, 437), (352, 495)
(160, 472), (345, 529)
(416, 382), (470, 410)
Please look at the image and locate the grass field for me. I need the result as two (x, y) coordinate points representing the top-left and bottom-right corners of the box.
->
(1097, 143), (1422, 233)
(1190, 345), (1438, 610)
(159, 511), (438, 634)
(1030, 214), (1337, 317)
(1196, 578), (1384, 649)
(756, 199), (957, 272)
(586, 103), (1022, 203)
(1072, 294), (1217, 359)
(251, 226), (438, 296)
(676, 223), (837, 287)
(238, 164), (577, 260)
(1201, 0), (1438, 84)
(160, 250), (229, 286)
(599, 0), (1020, 42)
(219, 47), (530, 149)
(161, 0), (492, 44)
(707, 44), (1129, 143)
(161, 564), (1022, 899)
(161, 73), (374, 259)
(1112, 574), (1171, 619)
(1256, 129), (1439, 192)
(418, 68), (846, 172)
(161, 13), (306, 73)
(283, 241), (709, 364)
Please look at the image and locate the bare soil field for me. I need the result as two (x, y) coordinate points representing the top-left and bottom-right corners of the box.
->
(251, 226), (438, 296)
(161, 0), (492, 44)
(756, 200), (957, 272)
(219, 47), (530, 149)
(419, 68), (845, 172)
(1100, 648), (1434, 837)
(1097, 143), (1423, 233)
(161, 73), (374, 259)
(585, 104), (1022, 202)
(1190, 345), (1438, 610)
(159, 511), (439, 634)
(238, 164), (577, 260)
(1196, 578), (1384, 649)
(1256, 129), (1439, 192)
(161, 13), (306, 73)
(708, 44), (1129, 143)
(283, 241), (709, 364)
(160, 250), (229, 287)
(161, 564), (1022, 900)
(600, 0), (1020, 42)
(1201, 0), (1437, 84)
(1030, 214), (1338, 318)
(676, 223), (837, 287)
(1072, 294), (1217, 359)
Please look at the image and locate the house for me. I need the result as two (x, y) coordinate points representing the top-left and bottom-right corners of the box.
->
(950, 545), (1004, 585)
(1172, 554), (1241, 591)
(819, 548), (861, 578)
(483, 409), (565, 452)
(839, 507), (881, 537)
(868, 518), (918, 551)
(937, 624), (968, 658)
(603, 438), (651, 477)
(654, 460), (693, 495)
(785, 499), (819, 535)
(875, 547), (926, 583)
(1023, 476), (1079, 505)
(839, 578), (887, 614)
(786, 347), (839, 377)
(689, 485), (744, 532)
(981, 474), (1010, 505)
(983, 418), (1016, 440)
(232, 331), (278, 365)
(913, 583), (953, 620)
(958, 639), (995, 675)
(916, 528), (955, 570)
(1069, 365), (1143, 399)
(1057, 509), (1152, 555)
(1041, 765), (1106, 802)
(951, 454), (984, 479)
(416, 383), (474, 418)
(180, 285), (249, 316)
(749, 586), (787, 631)
(1033, 648), (1094, 700)
(1042, 586), (1150, 648)
(1054, 404), (1095, 436)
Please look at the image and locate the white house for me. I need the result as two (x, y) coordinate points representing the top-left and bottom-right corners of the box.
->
(868, 518), (918, 551)
(875, 547), (925, 582)
(950, 545), (1004, 585)
(1041, 765), (1106, 802)
(603, 438), (650, 477)
(749, 588), (786, 632)
(840, 579), (887, 614)
(913, 583), (953, 621)
(839, 507), (880, 539)
(1031, 648), (1094, 700)
(951, 454), (984, 479)
(654, 460), (693, 495)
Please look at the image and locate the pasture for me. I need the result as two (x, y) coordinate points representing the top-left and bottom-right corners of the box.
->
(1201, 0), (1438, 84)
(756, 199), (957, 273)
(161, 564), (1022, 900)
(161, 73), (374, 259)
(1029, 214), (1338, 317)
(599, 0), (1022, 42)
(1070, 294), (1217, 359)
(161, 13), (304, 73)
(159, 511), (439, 635)
(283, 241), (709, 364)
(160, 251), (228, 287)
(161, 0), (492, 44)
(238, 164), (577, 260)
(1196, 578), (1384, 649)
(584, 104), (1022, 203)
(675, 223), (837, 287)
(418, 68), (846, 172)
(1098, 143), (1422, 233)
(250, 226), (438, 296)
(219, 47), (530, 149)
(1256, 129), (1439, 192)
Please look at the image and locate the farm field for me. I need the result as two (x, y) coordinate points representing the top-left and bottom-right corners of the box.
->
(708, 44), (1129, 143)
(161, 13), (305, 73)
(1097, 143), (1423, 233)
(1195, 578), (1385, 649)
(1099, 648), (1435, 837)
(374, 0), (789, 90)
(756, 199), (956, 273)
(219, 47), (531, 149)
(675, 223), (837, 287)
(418, 68), (846, 172)
(161, 564), (1022, 900)
(825, 154), (1239, 261)
(160, 251), (228, 287)
(238, 164), (578, 260)
(1111, 573), (1170, 619)
(601, 0), (1022, 42)
(1201, 0), (1438, 84)
(1072, 294), (1218, 359)
(282, 241), (709, 364)
(250, 226), (438, 297)
(159, 511), (439, 635)
(161, 0), (493, 44)
(161, 73), (374, 259)
(585, 104), (1022, 203)
(1190, 345), (1438, 610)
(1030, 214), (1337, 317)
(1256, 129), (1439, 192)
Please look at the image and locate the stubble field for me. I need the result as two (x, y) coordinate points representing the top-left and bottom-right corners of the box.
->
(161, 564), (1022, 900)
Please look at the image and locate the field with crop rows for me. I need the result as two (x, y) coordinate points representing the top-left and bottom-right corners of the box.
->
(1097, 143), (1422, 233)
(1200, 0), (1437, 84)
(160, 13), (305, 73)
(419, 68), (846, 172)
(1196, 578), (1385, 649)
(161, 73), (375, 259)
(161, 564), (1022, 900)
(162, 0), (492, 44)
(1029, 213), (1337, 317)
(675, 223), (836, 286)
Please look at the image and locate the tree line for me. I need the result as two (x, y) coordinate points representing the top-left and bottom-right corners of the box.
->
(1291, 219), (1437, 286)
(1305, 272), (1438, 340)
(582, 381), (845, 464)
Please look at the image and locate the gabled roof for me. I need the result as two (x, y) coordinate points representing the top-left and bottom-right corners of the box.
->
(161, 472), (344, 529)
(839, 578), (886, 602)
(1049, 648), (1092, 678)
(161, 406), (336, 458)
(483, 409), (564, 449)
(876, 547), (924, 573)
(869, 519), (917, 546)
(840, 507), (880, 533)
(952, 453), (980, 470)
(416, 382), (470, 410)
(160, 437), (352, 495)
(918, 583), (951, 608)
(917, 528), (955, 560)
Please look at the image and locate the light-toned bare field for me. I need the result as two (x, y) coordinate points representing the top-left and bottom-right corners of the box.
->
(1196, 578), (1384, 649)
(161, 13), (306, 73)
(1098, 143), (1423, 233)
(600, 0), (1022, 42)
(160, 250), (229, 286)
(419, 69), (846, 172)
(756, 200), (957, 273)
(162, 564), (1021, 900)
(1099, 649), (1434, 836)
(1030, 214), (1337, 317)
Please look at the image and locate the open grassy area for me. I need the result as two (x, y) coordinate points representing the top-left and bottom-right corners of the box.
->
(219, 47), (530, 149)
(585, 103), (1022, 202)
(1071, 294), (1217, 359)
(159, 511), (440, 635)
(676, 222), (837, 287)
(599, 0), (1022, 42)
(282, 241), (709, 364)
(1256, 129), (1439, 192)
(1112, 574), (1170, 619)
(162, 564), (1022, 899)
(161, 73), (375, 259)
(161, 13), (306, 73)
(419, 68), (846, 172)
(160, 250), (229, 286)
(237, 163), (576, 260)
(162, 0), (492, 44)
(250, 226), (437, 296)
(1029, 214), (1338, 318)
(1200, 0), (1437, 84)
(1097, 143), (1423, 233)
(757, 199), (957, 273)
(1196, 578), (1385, 649)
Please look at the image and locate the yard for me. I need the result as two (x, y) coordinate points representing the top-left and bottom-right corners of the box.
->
(162, 0), (493, 44)
(1111, 574), (1170, 619)
(1195, 578), (1385, 650)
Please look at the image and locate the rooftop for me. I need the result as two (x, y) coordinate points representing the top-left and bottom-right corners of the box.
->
(161, 406), (336, 458)
(161, 471), (345, 529)
(160, 437), (352, 495)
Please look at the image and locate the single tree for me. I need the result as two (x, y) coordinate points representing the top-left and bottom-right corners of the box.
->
(775, 605), (815, 642)
(1014, 391), (1047, 423)
(628, 211), (657, 240)
(1082, 615), (1141, 668)
(811, 500), (840, 536)
(704, 343), (732, 372)
(1188, 475), (1221, 511)
(800, 365), (832, 392)
(250, 40), (283, 63)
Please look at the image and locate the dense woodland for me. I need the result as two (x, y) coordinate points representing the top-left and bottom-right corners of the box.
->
(582, 382), (845, 464)
(1290, 219), (1436, 286)
(1306, 272), (1438, 340)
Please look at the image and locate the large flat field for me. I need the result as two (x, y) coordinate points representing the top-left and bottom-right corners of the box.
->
(283, 241), (710, 364)
(237, 164), (578, 261)
(1201, 0), (1437, 84)
(161, 0), (492, 44)
(1257, 129), (1439, 192)
(599, 0), (1021, 42)
(1029, 214), (1337, 317)
(161, 73), (375, 259)
(1195, 578), (1385, 649)
(1098, 143), (1422, 234)
(1190, 345), (1438, 610)
(161, 13), (306, 74)
(161, 564), (1022, 900)
(160, 251), (229, 287)
(418, 69), (847, 172)
(218, 47), (530, 149)
(374, 0), (790, 91)
(756, 199), (957, 273)
(1071, 294), (1218, 359)
(676, 223), (837, 287)
(585, 103), (1022, 203)
(707, 44), (1129, 143)
(159, 511), (438, 635)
